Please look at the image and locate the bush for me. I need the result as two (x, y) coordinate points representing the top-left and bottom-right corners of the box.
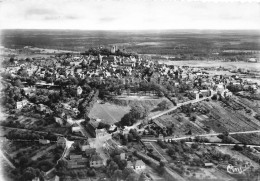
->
(147, 153), (161, 162)
(157, 140), (167, 149)
(233, 144), (243, 151)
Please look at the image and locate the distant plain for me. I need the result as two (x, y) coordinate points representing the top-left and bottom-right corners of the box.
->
(1, 29), (260, 55)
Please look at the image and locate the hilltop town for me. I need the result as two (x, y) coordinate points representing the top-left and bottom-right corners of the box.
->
(1, 45), (260, 181)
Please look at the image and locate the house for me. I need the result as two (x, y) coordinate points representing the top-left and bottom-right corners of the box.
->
(39, 139), (50, 145)
(96, 128), (109, 138)
(127, 161), (134, 169)
(102, 56), (116, 64)
(22, 87), (36, 96)
(153, 120), (166, 130)
(103, 139), (118, 153)
(72, 126), (81, 133)
(55, 117), (64, 125)
(62, 103), (72, 110)
(31, 177), (40, 181)
(67, 157), (88, 169)
(222, 89), (232, 98)
(216, 84), (225, 94)
(90, 153), (104, 168)
(120, 153), (126, 160)
(248, 58), (257, 63)
(204, 163), (214, 168)
(72, 108), (80, 115)
(200, 90), (210, 97)
(16, 101), (23, 109)
(57, 136), (66, 148)
(70, 154), (82, 160)
(16, 99), (28, 109)
(70, 61), (81, 66)
(36, 104), (47, 112)
(77, 86), (83, 95)
(108, 124), (117, 132)
(54, 175), (60, 181)
(66, 115), (74, 126)
(135, 160), (146, 170)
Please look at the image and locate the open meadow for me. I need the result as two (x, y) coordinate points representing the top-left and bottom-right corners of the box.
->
(88, 102), (130, 124)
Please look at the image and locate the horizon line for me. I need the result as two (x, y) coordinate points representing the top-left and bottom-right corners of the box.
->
(1, 28), (260, 31)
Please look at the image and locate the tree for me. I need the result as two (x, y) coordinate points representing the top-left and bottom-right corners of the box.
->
(108, 161), (119, 176)
(160, 161), (165, 167)
(112, 169), (122, 181)
(87, 168), (96, 177)
(122, 168), (135, 180)
(22, 167), (37, 181)
(190, 115), (197, 122)
(56, 159), (68, 170)
(13, 79), (23, 88)
(138, 172), (148, 181)
(157, 100), (170, 110)
(126, 173), (139, 181)
(19, 156), (29, 168)
(233, 144), (243, 151)
(121, 113), (134, 126)
(9, 57), (15, 63)
(167, 148), (175, 156)
(129, 103), (150, 120)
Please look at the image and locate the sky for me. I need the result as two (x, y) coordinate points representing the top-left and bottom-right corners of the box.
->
(0, 0), (260, 30)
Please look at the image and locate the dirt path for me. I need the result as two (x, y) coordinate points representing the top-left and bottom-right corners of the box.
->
(147, 142), (167, 161)
(149, 95), (212, 120)
(0, 149), (16, 169)
(142, 129), (260, 142)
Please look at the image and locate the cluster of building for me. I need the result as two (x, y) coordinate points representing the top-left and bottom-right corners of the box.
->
(56, 135), (146, 172)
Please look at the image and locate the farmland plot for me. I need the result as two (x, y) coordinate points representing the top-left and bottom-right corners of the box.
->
(144, 142), (167, 162)
(199, 100), (260, 144)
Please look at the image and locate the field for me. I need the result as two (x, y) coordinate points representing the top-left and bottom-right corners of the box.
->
(143, 142), (171, 162)
(193, 98), (260, 144)
(89, 102), (130, 124)
(163, 60), (260, 73)
(2, 29), (260, 55)
(185, 167), (235, 181)
(142, 141), (247, 181)
(216, 146), (260, 169)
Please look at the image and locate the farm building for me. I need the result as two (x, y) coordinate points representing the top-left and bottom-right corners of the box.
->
(72, 126), (81, 133)
(204, 163), (214, 168)
(39, 139), (50, 145)
(248, 58), (257, 63)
